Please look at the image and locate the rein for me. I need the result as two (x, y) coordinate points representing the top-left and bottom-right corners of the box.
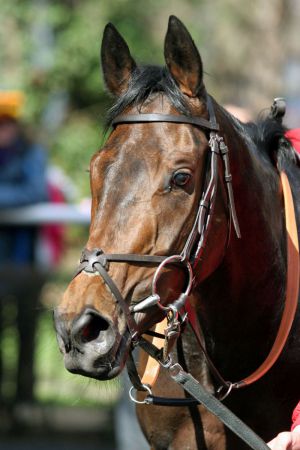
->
(234, 171), (299, 388)
(73, 95), (299, 450)
(132, 170), (300, 391)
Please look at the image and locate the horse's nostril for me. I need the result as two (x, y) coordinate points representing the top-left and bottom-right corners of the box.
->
(81, 314), (109, 343)
(54, 309), (72, 354)
(72, 309), (110, 345)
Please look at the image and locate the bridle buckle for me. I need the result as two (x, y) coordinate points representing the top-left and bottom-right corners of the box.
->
(80, 248), (110, 272)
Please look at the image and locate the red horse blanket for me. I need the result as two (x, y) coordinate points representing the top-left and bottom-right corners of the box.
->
(285, 128), (300, 154)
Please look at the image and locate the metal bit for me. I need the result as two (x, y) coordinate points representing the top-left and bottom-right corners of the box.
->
(130, 294), (160, 313)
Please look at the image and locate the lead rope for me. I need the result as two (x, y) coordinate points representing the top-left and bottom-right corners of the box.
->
(167, 363), (269, 450)
(129, 325), (270, 450)
(129, 169), (298, 450)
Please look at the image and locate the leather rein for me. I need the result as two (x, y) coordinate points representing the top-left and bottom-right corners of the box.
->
(73, 95), (299, 450)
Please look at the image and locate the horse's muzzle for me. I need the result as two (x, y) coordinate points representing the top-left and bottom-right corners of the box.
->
(54, 307), (126, 379)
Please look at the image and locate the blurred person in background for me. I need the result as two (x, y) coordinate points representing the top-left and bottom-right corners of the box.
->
(268, 401), (300, 449)
(0, 91), (48, 405)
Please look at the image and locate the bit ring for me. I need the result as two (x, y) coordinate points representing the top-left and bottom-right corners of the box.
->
(129, 384), (152, 404)
(151, 255), (193, 311)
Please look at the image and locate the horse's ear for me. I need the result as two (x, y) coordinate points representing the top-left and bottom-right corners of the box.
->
(101, 23), (137, 96)
(164, 16), (204, 97)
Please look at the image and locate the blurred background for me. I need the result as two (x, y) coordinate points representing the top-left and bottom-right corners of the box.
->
(0, 0), (300, 449)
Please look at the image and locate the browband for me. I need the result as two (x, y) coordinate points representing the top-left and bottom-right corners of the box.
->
(112, 95), (220, 132)
(112, 114), (219, 131)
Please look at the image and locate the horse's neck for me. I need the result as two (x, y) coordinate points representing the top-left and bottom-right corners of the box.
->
(195, 125), (287, 378)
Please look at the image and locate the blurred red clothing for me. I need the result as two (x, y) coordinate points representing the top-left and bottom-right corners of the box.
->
(292, 401), (300, 431)
(38, 183), (65, 267)
(287, 131), (300, 433)
(285, 128), (300, 154)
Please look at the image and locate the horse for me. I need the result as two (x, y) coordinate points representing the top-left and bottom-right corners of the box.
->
(54, 15), (300, 449)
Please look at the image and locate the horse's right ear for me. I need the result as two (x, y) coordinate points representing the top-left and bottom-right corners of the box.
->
(164, 16), (204, 97)
(101, 23), (137, 96)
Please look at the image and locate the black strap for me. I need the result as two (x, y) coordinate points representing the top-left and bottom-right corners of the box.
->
(112, 94), (220, 132)
(206, 95), (219, 131)
(146, 396), (199, 407)
(136, 328), (269, 449)
(186, 304), (229, 389)
(168, 363), (269, 450)
(92, 262), (138, 333)
(112, 113), (219, 131)
(138, 336), (164, 361)
(219, 139), (241, 238)
(126, 352), (147, 391)
(143, 330), (165, 339)
(104, 254), (166, 264)
(74, 250), (166, 278)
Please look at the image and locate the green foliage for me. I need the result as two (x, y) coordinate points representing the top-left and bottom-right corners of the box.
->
(1, 301), (18, 401)
(0, 0), (206, 199)
(51, 114), (102, 198)
(0, 0), (291, 198)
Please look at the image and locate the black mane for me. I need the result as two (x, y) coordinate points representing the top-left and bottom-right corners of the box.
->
(105, 65), (297, 169)
(106, 65), (191, 127)
(244, 118), (296, 169)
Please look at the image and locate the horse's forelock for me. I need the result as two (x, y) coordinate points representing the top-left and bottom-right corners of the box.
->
(105, 65), (192, 131)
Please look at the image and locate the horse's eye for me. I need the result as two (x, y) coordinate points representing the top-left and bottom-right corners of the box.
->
(172, 171), (191, 187)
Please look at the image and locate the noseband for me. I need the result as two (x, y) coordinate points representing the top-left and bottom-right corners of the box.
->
(73, 94), (241, 338)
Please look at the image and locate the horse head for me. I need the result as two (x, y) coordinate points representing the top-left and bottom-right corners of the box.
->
(54, 16), (233, 381)
(53, 15), (300, 450)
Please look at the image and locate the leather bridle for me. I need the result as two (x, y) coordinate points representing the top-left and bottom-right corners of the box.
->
(74, 94), (241, 339)
(72, 95), (299, 450)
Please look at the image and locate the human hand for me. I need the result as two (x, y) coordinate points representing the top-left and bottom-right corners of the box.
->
(268, 426), (300, 449)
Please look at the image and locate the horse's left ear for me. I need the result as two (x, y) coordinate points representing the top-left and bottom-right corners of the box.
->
(164, 16), (204, 97)
(101, 23), (137, 96)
